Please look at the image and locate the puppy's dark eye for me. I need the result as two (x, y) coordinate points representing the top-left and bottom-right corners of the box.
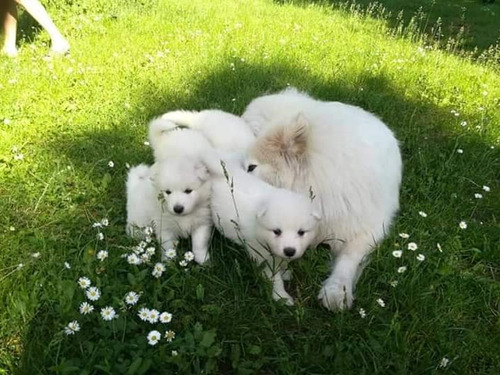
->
(165, 190), (171, 195)
(273, 229), (282, 236)
(247, 164), (257, 173)
(298, 230), (305, 237)
(184, 189), (192, 194)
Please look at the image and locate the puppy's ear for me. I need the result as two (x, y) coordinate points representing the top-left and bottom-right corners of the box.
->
(311, 211), (322, 221)
(256, 207), (267, 219)
(195, 163), (210, 181)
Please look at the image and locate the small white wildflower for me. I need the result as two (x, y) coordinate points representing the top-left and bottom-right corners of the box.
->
(184, 251), (195, 262)
(147, 309), (160, 324)
(139, 241), (147, 249)
(390, 280), (398, 287)
(398, 266), (407, 273)
(179, 260), (188, 267)
(474, 193), (483, 199)
(92, 222), (102, 228)
(96, 250), (108, 262)
(101, 218), (109, 226)
(86, 287), (101, 301)
(482, 185), (490, 192)
(64, 320), (80, 335)
(358, 308), (367, 318)
(439, 357), (450, 368)
(457, 149), (463, 154)
(100, 306), (117, 321)
(141, 253), (151, 263)
(31, 252), (41, 258)
(144, 226), (154, 236)
(437, 243), (443, 252)
(143, 141), (150, 146)
(13, 153), (24, 161)
(416, 254), (426, 262)
(399, 233), (410, 239)
(146, 247), (155, 256)
(171, 350), (178, 356)
(79, 302), (94, 315)
(392, 250), (403, 258)
(418, 211), (428, 218)
(460, 121), (467, 127)
(3, 118), (11, 125)
(17, 263), (24, 269)
(108, 161), (114, 168)
(164, 248), (177, 260)
(125, 291), (140, 305)
(127, 253), (142, 265)
(159, 312), (172, 323)
(125, 162), (131, 169)
(97, 232), (104, 241)
(165, 330), (176, 342)
(77, 277), (91, 289)
(408, 242), (418, 251)
(376, 298), (385, 307)
(459, 221), (467, 229)
(145, 235), (153, 243)
(64, 262), (71, 269)
(138, 307), (150, 321)
(147, 330), (161, 346)
(9, 226), (15, 231)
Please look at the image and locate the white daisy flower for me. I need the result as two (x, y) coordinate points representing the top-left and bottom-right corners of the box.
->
(376, 298), (385, 307)
(147, 330), (161, 346)
(86, 287), (101, 301)
(392, 250), (402, 258)
(141, 253), (151, 263)
(101, 218), (109, 226)
(482, 185), (490, 192)
(358, 308), (366, 318)
(144, 227), (154, 236)
(460, 121), (467, 127)
(97, 232), (105, 241)
(64, 320), (80, 335)
(146, 247), (156, 256)
(184, 251), (195, 262)
(17, 263), (23, 269)
(459, 221), (467, 229)
(147, 309), (160, 324)
(79, 302), (94, 315)
(96, 250), (108, 262)
(390, 280), (398, 287)
(108, 161), (114, 168)
(179, 260), (188, 267)
(92, 222), (102, 228)
(164, 248), (177, 260)
(416, 254), (426, 262)
(457, 149), (463, 154)
(418, 211), (427, 218)
(30, 252), (41, 258)
(139, 241), (147, 249)
(64, 262), (71, 269)
(397, 266), (407, 273)
(171, 350), (178, 356)
(125, 291), (140, 305)
(439, 357), (450, 368)
(127, 253), (142, 265)
(138, 307), (150, 321)
(159, 312), (172, 323)
(77, 277), (91, 289)
(145, 235), (153, 243)
(399, 233), (410, 239)
(100, 306), (117, 321)
(144, 141), (150, 146)
(407, 242), (418, 251)
(165, 330), (176, 342)
(474, 193), (483, 199)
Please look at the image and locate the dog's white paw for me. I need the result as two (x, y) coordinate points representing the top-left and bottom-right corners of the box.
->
(318, 281), (353, 311)
(193, 248), (209, 265)
(273, 289), (294, 306)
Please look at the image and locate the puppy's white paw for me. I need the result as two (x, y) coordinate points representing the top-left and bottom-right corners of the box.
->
(318, 281), (353, 311)
(193, 248), (209, 265)
(273, 289), (294, 306)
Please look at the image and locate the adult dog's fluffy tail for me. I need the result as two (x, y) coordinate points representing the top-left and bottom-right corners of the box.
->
(160, 110), (200, 129)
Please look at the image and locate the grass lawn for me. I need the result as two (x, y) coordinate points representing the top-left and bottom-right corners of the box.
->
(1, 0), (499, 373)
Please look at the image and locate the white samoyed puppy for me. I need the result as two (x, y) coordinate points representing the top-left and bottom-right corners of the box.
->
(126, 158), (212, 264)
(242, 87), (402, 310)
(203, 152), (321, 305)
(159, 109), (255, 155)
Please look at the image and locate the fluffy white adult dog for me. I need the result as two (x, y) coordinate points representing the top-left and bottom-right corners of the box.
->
(126, 159), (212, 264)
(159, 109), (255, 155)
(242, 87), (402, 310)
(203, 152), (321, 305)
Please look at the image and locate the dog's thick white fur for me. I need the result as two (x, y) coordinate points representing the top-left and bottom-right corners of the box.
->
(203, 152), (321, 305)
(159, 109), (255, 155)
(242, 87), (402, 310)
(126, 159), (212, 264)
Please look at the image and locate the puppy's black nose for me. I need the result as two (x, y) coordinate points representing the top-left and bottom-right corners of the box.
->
(173, 205), (184, 214)
(283, 247), (296, 257)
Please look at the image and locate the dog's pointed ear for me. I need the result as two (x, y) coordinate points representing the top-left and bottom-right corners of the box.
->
(195, 163), (209, 181)
(311, 211), (322, 221)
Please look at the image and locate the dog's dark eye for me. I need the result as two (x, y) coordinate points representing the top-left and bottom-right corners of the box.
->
(298, 229), (305, 237)
(247, 164), (257, 173)
(184, 189), (192, 194)
(165, 190), (171, 195)
(273, 229), (282, 236)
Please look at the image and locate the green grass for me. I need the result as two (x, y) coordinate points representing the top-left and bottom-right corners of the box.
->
(1, 0), (500, 373)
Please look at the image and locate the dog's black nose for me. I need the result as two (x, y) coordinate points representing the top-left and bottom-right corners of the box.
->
(283, 247), (296, 257)
(173, 205), (184, 214)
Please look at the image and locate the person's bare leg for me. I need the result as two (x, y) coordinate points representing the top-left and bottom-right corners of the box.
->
(1, 0), (18, 57)
(15, 0), (69, 54)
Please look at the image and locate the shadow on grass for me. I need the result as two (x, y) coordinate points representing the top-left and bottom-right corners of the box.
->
(22, 59), (500, 373)
(275, 0), (500, 56)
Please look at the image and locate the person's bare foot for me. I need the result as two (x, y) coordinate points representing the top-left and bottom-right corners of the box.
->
(50, 38), (70, 55)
